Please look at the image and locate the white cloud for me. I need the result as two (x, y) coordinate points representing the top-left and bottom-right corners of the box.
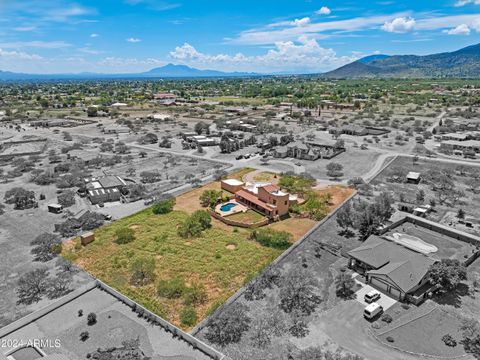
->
(231, 12), (410, 45)
(382, 17), (416, 33)
(126, 37), (142, 43)
(0, 41), (71, 49)
(46, 5), (95, 22)
(0, 48), (42, 60)
(269, 17), (311, 28)
(78, 47), (104, 55)
(169, 38), (359, 73)
(13, 26), (36, 32)
(443, 24), (471, 35)
(124, 0), (181, 11)
(316, 6), (331, 15)
(455, 0), (480, 7)
(90, 33), (99, 38)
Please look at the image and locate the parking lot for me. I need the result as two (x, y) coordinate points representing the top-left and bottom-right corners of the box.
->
(353, 276), (397, 311)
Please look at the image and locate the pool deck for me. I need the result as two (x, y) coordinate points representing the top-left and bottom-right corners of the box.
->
(214, 200), (248, 217)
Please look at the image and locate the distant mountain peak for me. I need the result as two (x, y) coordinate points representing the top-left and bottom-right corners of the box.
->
(323, 42), (480, 78)
(357, 54), (390, 63)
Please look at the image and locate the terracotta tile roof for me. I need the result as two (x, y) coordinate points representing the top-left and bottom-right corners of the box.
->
(235, 189), (273, 211)
(260, 184), (280, 193)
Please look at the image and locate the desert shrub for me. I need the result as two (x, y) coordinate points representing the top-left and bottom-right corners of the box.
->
(386, 336), (394, 343)
(289, 318), (309, 338)
(130, 256), (155, 286)
(80, 331), (89, 342)
(442, 334), (457, 347)
(157, 278), (186, 299)
(152, 198), (175, 214)
(180, 306), (198, 326)
(177, 210), (211, 238)
(87, 312), (97, 325)
(401, 303), (410, 310)
(183, 283), (207, 305)
(381, 314), (393, 323)
(115, 227), (135, 244)
(250, 228), (291, 249)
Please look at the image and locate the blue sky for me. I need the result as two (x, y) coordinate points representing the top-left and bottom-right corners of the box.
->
(1, 0), (480, 74)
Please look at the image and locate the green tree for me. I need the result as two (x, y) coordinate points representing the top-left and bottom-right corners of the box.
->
(30, 233), (62, 262)
(152, 198), (175, 214)
(279, 270), (322, 315)
(335, 272), (356, 299)
(326, 162), (344, 179)
(204, 303), (251, 346)
(429, 259), (467, 291)
(16, 267), (50, 305)
(4, 187), (36, 209)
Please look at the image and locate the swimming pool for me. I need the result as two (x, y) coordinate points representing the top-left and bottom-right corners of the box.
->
(220, 203), (237, 212)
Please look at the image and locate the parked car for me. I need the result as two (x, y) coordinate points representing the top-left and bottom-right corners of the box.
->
(235, 155), (244, 160)
(364, 290), (381, 303)
(244, 154), (251, 159)
(364, 302), (383, 320)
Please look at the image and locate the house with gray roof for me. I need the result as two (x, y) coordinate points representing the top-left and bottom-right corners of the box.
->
(348, 236), (437, 301)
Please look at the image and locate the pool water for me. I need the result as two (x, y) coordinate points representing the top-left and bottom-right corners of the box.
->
(220, 203), (237, 212)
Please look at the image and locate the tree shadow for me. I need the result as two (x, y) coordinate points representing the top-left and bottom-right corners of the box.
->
(337, 229), (355, 238)
(433, 283), (469, 308)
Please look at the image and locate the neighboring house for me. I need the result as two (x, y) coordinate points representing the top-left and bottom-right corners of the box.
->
(440, 140), (480, 154)
(67, 149), (101, 166)
(103, 125), (130, 134)
(441, 133), (469, 141)
(85, 176), (126, 205)
(30, 119), (72, 127)
(111, 102), (127, 107)
(274, 141), (344, 161)
(348, 236), (437, 301)
(149, 113), (172, 121)
(154, 93), (177, 105)
(187, 135), (217, 146)
(406, 171), (421, 184)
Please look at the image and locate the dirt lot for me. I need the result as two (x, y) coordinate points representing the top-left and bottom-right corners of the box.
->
(372, 156), (480, 236)
(377, 307), (465, 358)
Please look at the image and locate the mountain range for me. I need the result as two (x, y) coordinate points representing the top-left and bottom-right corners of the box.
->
(3, 43), (480, 80)
(0, 63), (258, 80)
(323, 43), (480, 78)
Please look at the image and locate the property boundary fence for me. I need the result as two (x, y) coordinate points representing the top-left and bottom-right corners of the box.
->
(0, 280), (226, 360)
(191, 189), (358, 336)
(382, 214), (480, 267)
(0, 282), (97, 338)
(95, 280), (226, 360)
(208, 209), (269, 228)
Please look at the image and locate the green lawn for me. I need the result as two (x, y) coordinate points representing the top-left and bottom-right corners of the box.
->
(227, 209), (266, 224)
(63, 208), (281, 330)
